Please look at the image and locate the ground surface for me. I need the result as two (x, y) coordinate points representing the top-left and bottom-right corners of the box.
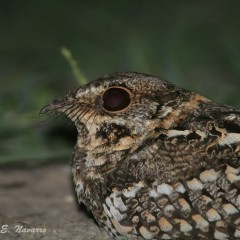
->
(0, 164), (110, 240)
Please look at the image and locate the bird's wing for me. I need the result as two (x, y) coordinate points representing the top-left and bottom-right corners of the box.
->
(105, 103), (240, 240)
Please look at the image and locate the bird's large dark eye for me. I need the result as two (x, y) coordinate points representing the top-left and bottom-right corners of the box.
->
(102, 87), (131, 112)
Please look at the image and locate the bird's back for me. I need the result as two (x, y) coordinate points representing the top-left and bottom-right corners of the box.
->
(101, 101), (240, 239)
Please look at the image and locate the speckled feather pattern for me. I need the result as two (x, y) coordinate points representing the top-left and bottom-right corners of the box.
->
(42, 72), (240, 240)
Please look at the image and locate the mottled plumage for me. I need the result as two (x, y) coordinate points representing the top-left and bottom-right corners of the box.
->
(41, 72), (240, 240)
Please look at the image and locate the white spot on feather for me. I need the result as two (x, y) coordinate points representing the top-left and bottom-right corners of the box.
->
(167, 130), (190, 138)
(174, 219), (192, 232)
(164, 205), (175, 217)
(178, 198), (191, 212)
(122, 183), (143, 198)
(106, 197), (113, 208)
(162, 234), (171, 239)
(199, 195), (212, 204)
(206, 208), (221, 222)
(187, 178), (203, 191)
(200, 169), (219, 182)
(235, 229), (240, 238)
(219, 133), (240, 146)
(159, 217), (173, 232)
(158, 106), (173, 118)
(225, 165), (240, 175)
(196, 130), (206, 138)
(76, 179), (84, 192)
(225, 114), (236, 121)
(105, 196), (126, 221)
(214, 230), (229, 240)
(216, 220), (225, 228)
(144, 211), (156, 223)
(110, 206), (126, 221)
(227, 173), (240, 183)
(174, 182), (186, 193)
(139, 226), (153, 239)
(157, 183), (173, 195)
(113, 196), (127, 211)
(192, 214), (209, 230)
(149, 189), (160, 198)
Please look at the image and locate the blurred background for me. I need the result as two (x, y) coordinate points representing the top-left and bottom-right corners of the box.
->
(1, 1), (240, 167)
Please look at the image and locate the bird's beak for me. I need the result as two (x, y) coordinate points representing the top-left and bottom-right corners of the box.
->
(39, 100), (64, 115)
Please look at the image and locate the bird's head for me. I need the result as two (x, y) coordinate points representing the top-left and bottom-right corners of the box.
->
(40, 72), (207, 163)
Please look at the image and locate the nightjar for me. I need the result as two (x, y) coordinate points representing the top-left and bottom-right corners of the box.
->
(41, 72), (240, 240)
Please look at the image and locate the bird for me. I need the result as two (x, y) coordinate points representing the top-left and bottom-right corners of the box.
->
(40, 72), (240, 240)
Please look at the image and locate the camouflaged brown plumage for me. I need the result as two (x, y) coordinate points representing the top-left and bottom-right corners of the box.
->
(41, 72), (240, 240)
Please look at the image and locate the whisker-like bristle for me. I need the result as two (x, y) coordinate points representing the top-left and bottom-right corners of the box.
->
(78, 108), (90, 122)
(63, 105), (81, 121)
(85, 111), (96, 126)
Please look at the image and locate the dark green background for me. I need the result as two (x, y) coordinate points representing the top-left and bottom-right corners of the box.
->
(1, 1), (240, 166)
